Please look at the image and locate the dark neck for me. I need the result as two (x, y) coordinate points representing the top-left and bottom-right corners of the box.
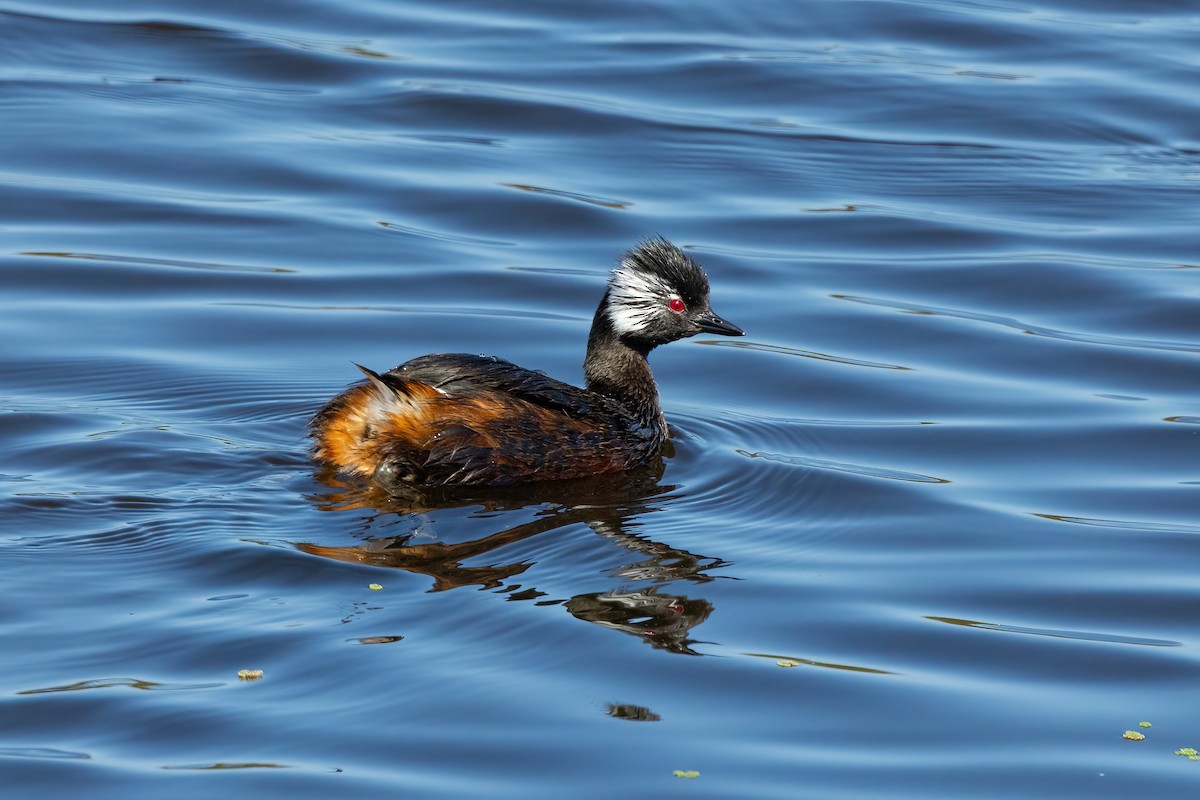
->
(583, 297), (665, 431)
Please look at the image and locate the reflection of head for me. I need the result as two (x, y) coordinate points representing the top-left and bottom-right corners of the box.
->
(566, 588), (714, 656)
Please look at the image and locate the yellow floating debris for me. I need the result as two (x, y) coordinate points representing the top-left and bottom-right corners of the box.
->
(237, 669), (264, 681)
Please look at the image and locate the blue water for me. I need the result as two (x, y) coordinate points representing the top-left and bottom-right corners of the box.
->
(3, 0), (1199, 797)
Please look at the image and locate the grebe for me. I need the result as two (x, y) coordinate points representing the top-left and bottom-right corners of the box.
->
(310, 238), (744, 488)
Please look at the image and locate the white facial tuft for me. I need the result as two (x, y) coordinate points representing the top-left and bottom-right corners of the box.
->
(606, 259), (674, 337)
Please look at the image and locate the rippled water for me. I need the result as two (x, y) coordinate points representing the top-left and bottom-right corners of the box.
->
(3, 0), (1199, 796)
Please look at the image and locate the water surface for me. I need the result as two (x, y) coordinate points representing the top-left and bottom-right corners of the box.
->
(3, 0), (1199, 797)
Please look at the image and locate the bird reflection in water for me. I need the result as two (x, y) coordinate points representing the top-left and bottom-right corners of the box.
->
(300, 455), (728, 655)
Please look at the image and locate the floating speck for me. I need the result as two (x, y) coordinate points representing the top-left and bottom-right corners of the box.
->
(1122, 730), (1145, 741)
(1175, 748), (1198, 757)
(673, 770), (700, 779)
(368, 583), (383, 591)
(776, 660), (799, 668)
(1139, 721), (1152, 728)
(237, 669), (264, 681)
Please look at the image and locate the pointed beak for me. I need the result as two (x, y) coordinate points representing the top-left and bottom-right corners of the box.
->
(694, 310), (744, 337)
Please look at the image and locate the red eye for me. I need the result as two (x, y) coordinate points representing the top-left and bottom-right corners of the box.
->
(668, 297), (685, 313)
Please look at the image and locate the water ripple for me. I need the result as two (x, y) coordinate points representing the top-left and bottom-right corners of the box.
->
(698, 339), (912, 370)
(836, 293), (1200, 354)
(17, 677), (223, 694)
(927, 616), (1181, 648)
(21, 250), (293, 274)
(376, 220), (515, 246)
(743, 652), (895, 675)
(1033, 514), (1200, 535)
(501, 183), (632, 209)
(0, 747), (91, 761)
(217, 300), (579, 322)
(737, 450), (950, 484)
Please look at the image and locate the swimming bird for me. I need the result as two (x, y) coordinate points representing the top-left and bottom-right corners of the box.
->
(310, 238), (743, 488)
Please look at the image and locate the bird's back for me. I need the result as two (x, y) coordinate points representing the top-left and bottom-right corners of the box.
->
(310, 353), (663, 488)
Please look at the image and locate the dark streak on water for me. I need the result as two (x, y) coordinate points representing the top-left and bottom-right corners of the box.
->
(2, 0), (1199, 798)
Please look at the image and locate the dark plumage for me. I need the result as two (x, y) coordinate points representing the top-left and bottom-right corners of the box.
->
(310, 238), (744, 488)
